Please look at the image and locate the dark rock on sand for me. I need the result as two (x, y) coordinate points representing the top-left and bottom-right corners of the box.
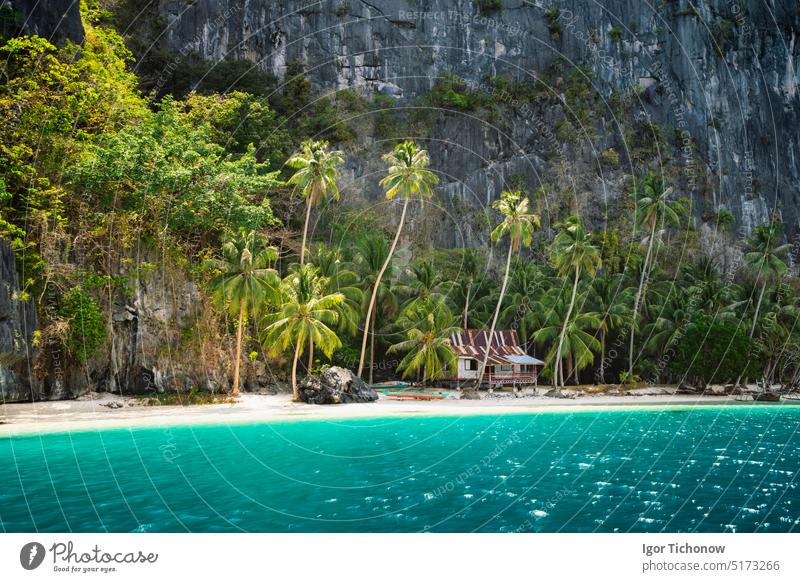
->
(299, 367), (378, 405)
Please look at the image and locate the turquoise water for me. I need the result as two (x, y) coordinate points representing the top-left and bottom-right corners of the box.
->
(1, 407), (799, 532)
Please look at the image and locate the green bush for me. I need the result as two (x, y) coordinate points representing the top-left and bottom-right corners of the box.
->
(477, 0), (501, 14)
(669, 315), (760, 386)
(600, 148), (620, 167)
(59, 287), (107, 363)
(545, 9), (561, 39)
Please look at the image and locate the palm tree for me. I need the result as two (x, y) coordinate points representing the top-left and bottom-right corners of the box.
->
(744, 221), (790, 337)
(286, 140), (344, 265)
(357, 141), (439, 377)
(211, 230), (280, 396)
(261, 264), (345, 401)
(533, 289), (601, 385)
(550, 215), (601, 389)
(387, 299), (460, 384)
(587, 273), (632, 383)
(628, 175), (684, 378)
(354, 233), (399, 382)
(459, 249), (482, 328)
(398, 259), (447, 313)
(472, 191), (540, 393)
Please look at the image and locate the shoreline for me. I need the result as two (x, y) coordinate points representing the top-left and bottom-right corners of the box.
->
(2, 391), (799, 437)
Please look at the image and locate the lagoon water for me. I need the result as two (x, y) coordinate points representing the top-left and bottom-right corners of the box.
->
(1, 407), (799, 532)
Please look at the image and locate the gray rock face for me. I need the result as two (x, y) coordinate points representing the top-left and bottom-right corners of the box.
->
(11, 0), (85, 45)
(0, 239), (40, 401)
(299, 366), (379, 404)
(159, 0), (800, 239)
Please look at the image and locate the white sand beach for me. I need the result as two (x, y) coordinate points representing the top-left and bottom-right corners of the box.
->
(1, 389), (796, 437)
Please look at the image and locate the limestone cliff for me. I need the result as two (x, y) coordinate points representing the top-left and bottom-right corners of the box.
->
(155, 0), (799, 240)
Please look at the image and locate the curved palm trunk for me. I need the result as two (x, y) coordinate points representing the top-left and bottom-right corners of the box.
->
(358, 198), (409, 377)
(463, 279), (472, 328)
(472, 244), (514, 393)
(554, 267), (581, 390)
(750, 281), (767, 337)
(299, 197), (313, 265)
(307, 337), (314, 372)
(629, 219), (657, 378)
(290, 339), (302, 402)
(232, 304), (244, 396)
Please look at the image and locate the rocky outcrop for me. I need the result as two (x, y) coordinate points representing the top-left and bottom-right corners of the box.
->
(0, 239), (39, 401)
(299, 366), (379, 404)
(156, 0), (800, 240)
(11, 0), (85, 45)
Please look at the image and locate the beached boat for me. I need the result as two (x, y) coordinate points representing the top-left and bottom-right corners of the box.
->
(384, 392), (447, 400)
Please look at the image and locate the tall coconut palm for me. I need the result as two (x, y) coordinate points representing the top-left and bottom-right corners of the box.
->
(387, 298), (460, 385)
(744, 221), (790, 337)
(459, 249), (482, 328)
(472, 191), (540, 393)
(286, 140), (344, 265)
(357, 141), (439, 378)
(628, 175), (684, 378)
(261, 264), (345, 401)
(534, 296), (602, 385)
(550, 215), (601, 389)
(587, 273), (632, 383)
(211, 230), (280, 396)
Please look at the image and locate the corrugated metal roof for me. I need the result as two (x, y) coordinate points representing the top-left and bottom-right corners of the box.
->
(451, 330), (542, 366)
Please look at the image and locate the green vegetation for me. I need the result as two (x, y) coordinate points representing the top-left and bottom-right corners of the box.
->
(545, 9), (562, 40)
(476, 0), (502, 14)
(58, 287), (107, 363)
(3, 5), (800, 402)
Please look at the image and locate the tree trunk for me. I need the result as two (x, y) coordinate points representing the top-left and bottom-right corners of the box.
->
(750, 281), (766, 338)
(307, 337), (314, 372)
(232, 303), (244, 397)
(472, 244), (514, 393)
(358, 198), (409, 377)
(599, 330), (606, 384)
(300, 197), (313, 265)
(554, 267), (581, 390)
(290, 339), (301, 402)
(463, 279), (472, 328)
(629, 219), (657, 378)
(737, 281), (767, 387)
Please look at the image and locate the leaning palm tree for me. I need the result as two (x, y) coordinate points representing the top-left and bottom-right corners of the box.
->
(357, 141), (439, 377)
(286, 140), (344, 265)
(550, 215), (601, 389)
(628, 175), (684, 378)
(744, 221), (790, 337)
(387, 299), (460, 385)
(261, 264), (345, 401)
(211, 230), (280, 396)
(472, 191), (540, 393)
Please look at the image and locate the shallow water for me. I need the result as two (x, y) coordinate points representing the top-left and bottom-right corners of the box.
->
(1, 406), (799, 532)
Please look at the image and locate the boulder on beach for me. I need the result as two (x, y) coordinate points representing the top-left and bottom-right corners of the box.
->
(299, 367), (379, 405)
